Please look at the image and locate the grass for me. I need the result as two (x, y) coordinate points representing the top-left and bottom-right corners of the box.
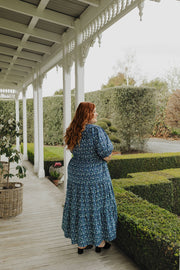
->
(25, 143), (64, 161)
(111, 152), (180, 160)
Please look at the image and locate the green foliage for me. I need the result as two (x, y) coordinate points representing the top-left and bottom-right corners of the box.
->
(101, 72), (135, 89)
(99, 118), (111, 126)
(43, 96), (64, 145)
(86, 86), (156, 152)
(113, 186), (180, 270)
(95, 120), (108, 130)
(142, 78), (170, 138)
(155, 168), (180, 215)
(0, 114), (26, 187)
(96, 118), (120, 145)
(109, 126), (117, 132)
(49, 170), (60, 180)
(113, 172), (173, 212)
(108, 152), (180, 178)
(112, 167), (180, 269)
(54, 89), (63, 95)
(109, 134), (120, 143)
(0, 87), (156, 152)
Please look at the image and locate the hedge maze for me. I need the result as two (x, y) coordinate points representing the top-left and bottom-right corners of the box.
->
(109, 154), (180, 270)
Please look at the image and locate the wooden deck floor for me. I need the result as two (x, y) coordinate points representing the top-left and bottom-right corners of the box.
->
(0, 160), (139, 270)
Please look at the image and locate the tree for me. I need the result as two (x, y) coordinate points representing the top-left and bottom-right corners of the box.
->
(54, 88), (75, 95)
(101, 72), (135, 89)
(141, 78), (170, 138)
(164, 66), (180, 92)
(141, 78), (169, 108)
(54, 89), (63, 95)
(165, 89), (180, 128)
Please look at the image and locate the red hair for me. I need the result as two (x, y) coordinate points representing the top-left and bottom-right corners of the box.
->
(64, 102), (95, 151)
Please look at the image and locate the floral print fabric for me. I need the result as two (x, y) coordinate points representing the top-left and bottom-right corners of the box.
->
(62, 124), (117, 247)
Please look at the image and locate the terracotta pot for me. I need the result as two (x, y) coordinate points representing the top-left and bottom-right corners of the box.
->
(51, 179), (59, 186)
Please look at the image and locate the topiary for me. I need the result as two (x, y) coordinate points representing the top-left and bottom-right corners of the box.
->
(109, 134), (121, 143)
(95, 121), (108, 130)
(98, 118), (112, 126)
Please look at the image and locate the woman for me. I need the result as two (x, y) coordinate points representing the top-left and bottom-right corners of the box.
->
(62, 102), (117, 254)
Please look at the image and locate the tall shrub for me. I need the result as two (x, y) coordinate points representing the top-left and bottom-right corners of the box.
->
(112, 87), (156, 151)
(86, 87), (156, 152)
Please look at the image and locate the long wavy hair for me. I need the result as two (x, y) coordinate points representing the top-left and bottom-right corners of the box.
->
(64, 102), (95, 151)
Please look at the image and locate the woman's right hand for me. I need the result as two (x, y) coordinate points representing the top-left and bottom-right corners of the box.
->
(103, 154), (112, 162)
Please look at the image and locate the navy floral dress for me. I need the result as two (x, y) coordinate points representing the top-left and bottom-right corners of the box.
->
(62, 124), (117, 247)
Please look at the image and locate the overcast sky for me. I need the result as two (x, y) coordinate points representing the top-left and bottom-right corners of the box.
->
(26, 0), (180, 98)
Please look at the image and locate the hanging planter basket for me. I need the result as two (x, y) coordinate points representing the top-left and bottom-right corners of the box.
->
(0, 182), (23, 218)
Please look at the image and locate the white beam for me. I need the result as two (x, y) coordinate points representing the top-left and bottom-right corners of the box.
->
(37, 82), (45, 178)
(0, 55), (12, 63)
(75, 20), (85, 108)
(0, 46), (42, 62)
(13, 65), (32, 73)
(15, 98), (20, 152)
(0, 75), (24, 83)
(0, 18), (62, 43)
(77, 0), (99, 7)
(22, 90), (28, 161)
(33, 85), (39, 173)
(15, 59), (37, 68)
(7, 70), (28, 77)
(0, 61), (10, 68)
(0, 83), (18, 89)
(0, 0), (75, 28)
(38, 0), (51, 10)
(0, 34), (51, 55)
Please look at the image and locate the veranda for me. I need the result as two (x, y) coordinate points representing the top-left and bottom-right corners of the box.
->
(0, 1), (179, 269)
(0, 157), (139, 270)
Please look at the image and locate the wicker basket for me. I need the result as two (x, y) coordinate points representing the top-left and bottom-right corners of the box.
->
(0, 182), (23, 218)
(0, 161), (8, 183)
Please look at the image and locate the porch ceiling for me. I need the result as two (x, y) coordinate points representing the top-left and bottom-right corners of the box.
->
(0, 0), (173, 96)
(0, 0), (91, 92)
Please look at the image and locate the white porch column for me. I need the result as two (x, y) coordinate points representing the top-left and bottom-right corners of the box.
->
(75, 20), (85, 109)
(22, 89), (28, 160)
(33, 81), (38, 173)
(37, 77), (45, 178)
(63, 34), (72, 193)
(15, 97), (20, 152)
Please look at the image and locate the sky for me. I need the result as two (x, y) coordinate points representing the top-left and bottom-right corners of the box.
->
(26, 0), (180, 98)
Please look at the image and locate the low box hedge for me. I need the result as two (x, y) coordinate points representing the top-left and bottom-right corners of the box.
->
(112, 184), (180, 270)
(151, 169), (180, 216)
(108, 152), (180, 178)
(113, 172), (173, 212)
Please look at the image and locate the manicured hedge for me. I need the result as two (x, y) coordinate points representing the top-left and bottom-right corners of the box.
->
(108, 152), (180, 178)
(112, 184), (180, 270)
(113, 172), (173, 212)
(153, 168), (180, 215)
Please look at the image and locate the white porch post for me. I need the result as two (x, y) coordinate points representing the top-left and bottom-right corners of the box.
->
(22, 89), (28, 160)
(37, 77), (45, 178)
(15, 97), (20, 152)
(63, 34), (72, 193)
(75, 20), (85, 109)
(33, 81), (39, 173)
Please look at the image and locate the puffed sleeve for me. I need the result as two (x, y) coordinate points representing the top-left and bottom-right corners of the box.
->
(92, 125), (113, 159)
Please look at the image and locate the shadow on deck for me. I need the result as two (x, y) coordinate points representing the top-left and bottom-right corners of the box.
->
(0, 160), (139, 270)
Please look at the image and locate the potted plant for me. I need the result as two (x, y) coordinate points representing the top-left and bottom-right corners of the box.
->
(49, 162), (64, 186)
(0, 114), (26, 218)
